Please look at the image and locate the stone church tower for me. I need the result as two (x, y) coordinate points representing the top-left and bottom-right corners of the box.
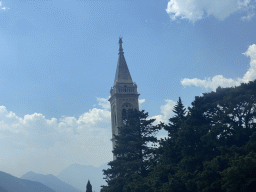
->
(109, 38), (139, 159)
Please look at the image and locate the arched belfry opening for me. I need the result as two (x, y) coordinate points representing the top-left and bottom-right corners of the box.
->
(108, 38), (140, 159)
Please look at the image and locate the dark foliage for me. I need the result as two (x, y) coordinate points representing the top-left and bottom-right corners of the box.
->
(103, 80), (256, 192)
(86, 180), (92, 192)
(102, 109), (160, 192)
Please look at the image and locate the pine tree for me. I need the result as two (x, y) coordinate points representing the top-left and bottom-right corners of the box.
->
(86, 180), (92, 192)
(144, 97), (187, 191)
(102, 109), (160, 192)
(164, 97), (186, 138)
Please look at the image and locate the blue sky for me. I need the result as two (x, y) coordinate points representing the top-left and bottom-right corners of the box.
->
(0, 0), (256, 177)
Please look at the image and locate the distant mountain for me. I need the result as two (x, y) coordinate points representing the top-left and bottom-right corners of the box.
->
(57, 163), (108, 192)
(0, 171), (55, 192)
(21, 171), (82, 192)
(0, 185), (10, 192)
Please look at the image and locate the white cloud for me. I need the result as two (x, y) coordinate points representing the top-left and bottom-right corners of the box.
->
(166, 0), (255, 22)
(150, 99), (176, 124)
(241, 12), (255, 21)
(0, 97), (183, 176)
(139, 99), (146, 109)
(97, 97), (110, 110)
(242, 44), (256, 81)
(0, 96), (181, 176)
(181, 44), (256, 91)
(78, 108), (110, 127)
(0, 1), (9, 10)
(0, 98), (112, 176)
(181, 75), (242, 90)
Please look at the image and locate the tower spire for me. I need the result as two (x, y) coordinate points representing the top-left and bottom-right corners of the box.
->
(114, 38), (133, 85)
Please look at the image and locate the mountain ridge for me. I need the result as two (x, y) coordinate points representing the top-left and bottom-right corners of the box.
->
(0, 171), (56, 192)
(21, 171), (82, 192)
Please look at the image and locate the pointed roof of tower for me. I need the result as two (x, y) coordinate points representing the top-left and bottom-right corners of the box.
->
(114, 38), (133, 85)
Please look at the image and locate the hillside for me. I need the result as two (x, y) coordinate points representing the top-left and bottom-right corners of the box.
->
(21, 171), (81, 192)
(0, 185), (10, 192)
(0, 171), (55, 192)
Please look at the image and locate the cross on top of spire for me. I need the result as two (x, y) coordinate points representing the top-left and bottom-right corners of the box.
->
(119, 37), (123, 54)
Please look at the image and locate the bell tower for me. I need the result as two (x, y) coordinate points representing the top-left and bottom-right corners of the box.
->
(109, 38), (139, 159)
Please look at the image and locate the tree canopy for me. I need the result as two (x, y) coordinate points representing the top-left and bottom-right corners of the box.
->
(103, 80), (256, 192)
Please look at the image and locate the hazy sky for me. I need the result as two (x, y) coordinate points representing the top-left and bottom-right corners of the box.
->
(0, 0), (256, 177)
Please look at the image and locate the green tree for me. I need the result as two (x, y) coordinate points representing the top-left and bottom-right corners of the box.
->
(164, 97), (186, 138)
(176, 81), (256, 191)
(102, 109), (160, 192)
(145, 80), (256, 192)
(178, 81), (256, 191)
(221, 151), (256, 192)
(102, 80), (256, 192)
(86, 180), (92, 192)
(141, 97), (187, 192)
